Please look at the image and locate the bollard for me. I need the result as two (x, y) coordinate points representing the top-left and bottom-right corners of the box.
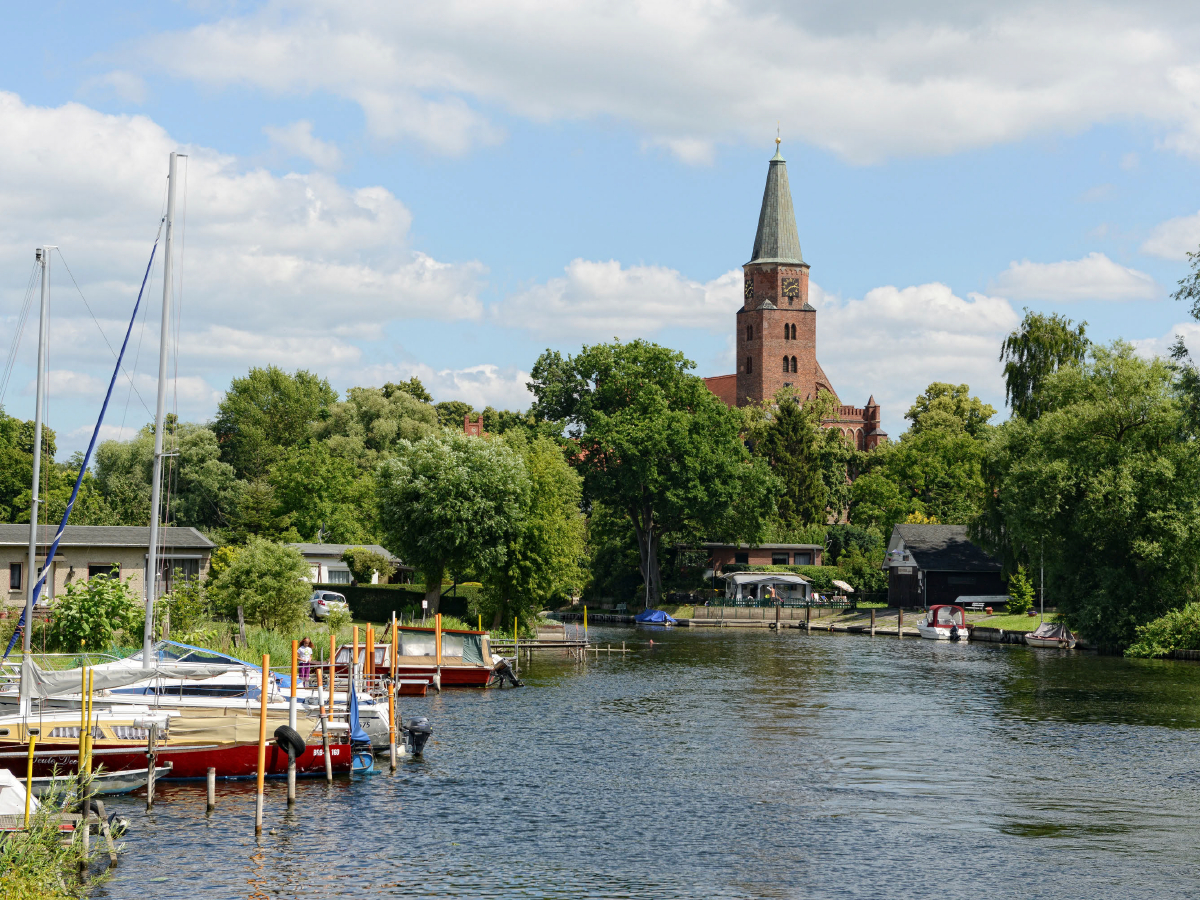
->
(805, 604), (811, 634)
(23, 732), (36, 828)
(898, 607), (903, 639)
(434, 613), (442, 691)
(388, 682), (397, 773)
(352, 626), (359, 693)
(145, 723), (158, 810)
(316, 668), (332, 783)
(206, 767), (216, 813)
(255, 653), (269, 835)
(871, 607), (876, 637)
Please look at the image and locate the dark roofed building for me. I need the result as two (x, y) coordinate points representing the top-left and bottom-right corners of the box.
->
(884, 524), (1005, 608)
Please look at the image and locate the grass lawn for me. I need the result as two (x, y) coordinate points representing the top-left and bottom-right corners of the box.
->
(971, 614), (1047, 632)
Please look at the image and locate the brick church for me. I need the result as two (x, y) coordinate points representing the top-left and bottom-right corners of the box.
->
(703, 141), (886, 451)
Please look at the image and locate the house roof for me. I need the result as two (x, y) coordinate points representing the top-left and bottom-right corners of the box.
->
(0, 524), (213, 550)
(887, 525), (1000, 572)
(747, 143), (806, 267)
(701, 542), (823, 551)
(288, 543), (405, 566)
(723, 572), (810, 585)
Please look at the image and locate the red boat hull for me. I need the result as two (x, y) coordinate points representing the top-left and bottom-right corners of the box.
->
(395, 665), (491, 687)
(0, 741), (353, 780)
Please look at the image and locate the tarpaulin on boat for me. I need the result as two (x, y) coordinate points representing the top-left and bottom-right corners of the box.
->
(20, 655), (237, 700)
(167, 714), (317, 745)
(1028, 622), (1075, 642)
(635, 609), (677, 625)
(348, 686), (371, 744)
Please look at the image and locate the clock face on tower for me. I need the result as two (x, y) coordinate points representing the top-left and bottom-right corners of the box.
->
(744, 278), (754, 302)
(782, 278), (800, 304)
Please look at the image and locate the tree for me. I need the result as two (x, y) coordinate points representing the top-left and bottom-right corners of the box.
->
(1171, 246), (1200, 321)
(384, 377), (433, 404)
(1006, 564), (1034, 616)
(342, 547), (395, 584)
(481, 433), (586, 629)
(377, 431), (528, 613)
(999, 311), (1089, 421)
(313, 384), (439, 470)
(977, 343), (1200, 649)
(206, 537), (312, 630)
(434, 400), (475, 430)
(757, 397), (824, 526)
(906, 383), (996, 437)
(47, 569), (142, 652)
(212, 366), (337, 479)
(529, 340), (778, 608)
(268, 443), (375, 543)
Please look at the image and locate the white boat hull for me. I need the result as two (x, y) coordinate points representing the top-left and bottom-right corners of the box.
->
(1024, 635), (1076, 649)
(917, 624), (965, 641)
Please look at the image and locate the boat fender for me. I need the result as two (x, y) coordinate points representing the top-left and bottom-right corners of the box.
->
(273, 724), (307, 758)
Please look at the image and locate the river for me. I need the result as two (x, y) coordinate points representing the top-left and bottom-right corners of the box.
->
(94, 626), (1200, 898)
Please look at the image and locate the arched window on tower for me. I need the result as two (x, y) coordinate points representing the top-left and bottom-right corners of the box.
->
(746, 356), (753, 374)
(782, 356), (789, 373)
(783, 323), (789, 340)
(790, 323), (797, 340)
(746, 324), (753, 342)
(856, 428), (865, 451)
(790, 356), (798, 373)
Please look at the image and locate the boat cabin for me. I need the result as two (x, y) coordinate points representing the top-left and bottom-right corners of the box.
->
(722, 572), (811, 605)
(335, 626), (495, 688)
(925, 605), (965, 627)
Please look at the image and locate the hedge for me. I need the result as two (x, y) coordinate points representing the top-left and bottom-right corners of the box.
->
(313, 583), (480, 622)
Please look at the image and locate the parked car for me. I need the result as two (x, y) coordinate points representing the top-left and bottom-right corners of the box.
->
(311, 590), (349, 620)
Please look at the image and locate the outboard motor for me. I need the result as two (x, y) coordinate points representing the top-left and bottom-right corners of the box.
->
(403, 717), (432, 756)
(949, 624), (960, 642)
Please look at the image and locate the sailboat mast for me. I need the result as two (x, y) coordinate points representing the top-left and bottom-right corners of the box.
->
(143, 151), (179, 668)
(23, 247), (50, 658)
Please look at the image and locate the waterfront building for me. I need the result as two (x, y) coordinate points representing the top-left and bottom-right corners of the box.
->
(884, 524), (1005, 608)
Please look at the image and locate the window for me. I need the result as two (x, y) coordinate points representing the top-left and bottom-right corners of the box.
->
(790, 323), (797, 340)
(783, 323), (790, 340)
(790, 356), (798, 373)
(327, 569), (352, 584)
(746, 356), (753, 374)
(771, 552), (789, 565)
(8, 563), (20, 592)
(88, 563), (119, 580)
(746, 324), (753, 341)
(782, 356), (790, 373)
(734, 552), (749, 565)
(794, 551), (812, 565)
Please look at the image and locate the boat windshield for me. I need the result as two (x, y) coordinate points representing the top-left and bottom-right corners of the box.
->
(933, 608), (963, 626)
(128, 641), (252, 667)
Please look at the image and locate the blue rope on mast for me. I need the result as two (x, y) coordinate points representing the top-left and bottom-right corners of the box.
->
(4, 228), (163, 661)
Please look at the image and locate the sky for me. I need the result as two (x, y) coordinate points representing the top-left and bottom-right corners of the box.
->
(2, 0), (1200, 456)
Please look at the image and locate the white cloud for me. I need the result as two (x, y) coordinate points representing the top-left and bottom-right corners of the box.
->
(143, 1), (1200, 163)
(24, 370), (105, 399)
(990, 253), (1157, 301)
(1142, 211), (1200, 260)
(811, 282), (1019, 433)
(1132, 322), (1200, 359)
(495, 259), (741, 340)
(69, 423), (142, 443)
(82, 70), (147, 104)
(350, 361), (533, 411)
(263, 120), (343, 169)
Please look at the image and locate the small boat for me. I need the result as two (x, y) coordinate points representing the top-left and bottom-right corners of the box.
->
(337, 625), (500, 689)
(32, 764), (173, 797)
(1024, 622), (1077, 649)
(917, 605), (967, 641)
(634, 609), (677, 626)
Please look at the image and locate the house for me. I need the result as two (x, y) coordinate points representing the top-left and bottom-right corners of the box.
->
(1, 524), (214, 607)
(883, 524), (1005, 608)
(288, 543), (412, 586)
(703, 541), (824, 572)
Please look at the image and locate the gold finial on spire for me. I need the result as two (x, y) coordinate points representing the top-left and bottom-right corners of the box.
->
(776, 122), (781, 146)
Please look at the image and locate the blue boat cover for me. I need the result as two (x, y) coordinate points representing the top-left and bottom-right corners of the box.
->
(635, 609), (677, 625)
(348, 684), (371, 744)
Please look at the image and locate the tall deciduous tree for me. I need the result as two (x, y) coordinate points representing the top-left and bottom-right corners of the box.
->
(213, 366), (337, 479)
(377, 432), (527, 614)
(977, 343), (1200, 649)
(206, 538), (312, 630)
(529, 340), (778, 608)
(999, 311), (1089, 421)
(313, 384), (439, 469)
(757, 397), (824, 526)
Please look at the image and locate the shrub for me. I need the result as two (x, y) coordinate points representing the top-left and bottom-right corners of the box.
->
(207, 537), (311, 631)
(341, 547), (395, 584)
(162, 570), (210, 634)
(47, 569), (142, 652)
(1007, 565), (1035, 616)
(1126, 603), (1200, 658)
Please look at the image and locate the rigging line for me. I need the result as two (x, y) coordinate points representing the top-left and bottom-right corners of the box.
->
(0, 260), (40, 408)
(118, 221), (164, 436)
(55, 248), (155, 421)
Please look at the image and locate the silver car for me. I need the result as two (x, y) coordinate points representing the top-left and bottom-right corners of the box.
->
(310, 590), (349, 620)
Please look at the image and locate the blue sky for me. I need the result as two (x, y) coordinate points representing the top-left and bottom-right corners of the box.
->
(2, 0), (1200, 453)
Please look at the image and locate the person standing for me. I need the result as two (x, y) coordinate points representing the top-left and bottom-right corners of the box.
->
(298, 636), (314, 684)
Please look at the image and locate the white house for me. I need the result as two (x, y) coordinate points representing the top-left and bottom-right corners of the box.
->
(288, 543), (409, 585)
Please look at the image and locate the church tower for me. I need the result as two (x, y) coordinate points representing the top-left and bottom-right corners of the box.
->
(736, 139), (829, 407)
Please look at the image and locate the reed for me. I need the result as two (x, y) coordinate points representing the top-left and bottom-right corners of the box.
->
(0, 777), (105, 900)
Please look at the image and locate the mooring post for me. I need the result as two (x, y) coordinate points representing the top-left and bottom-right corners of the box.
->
(316, 667), (332, 784)
(388, 682), (397, 773)
(145, 723), (158, 810)
(93, 798), (118, 867)
(206, 767), (216, 813)
(871, 607), (876, 637)
(805, 603), (811, 634)
(897, 607), (903, 639)
(255, 653), (269, 835)
(23, 732), (36, 829)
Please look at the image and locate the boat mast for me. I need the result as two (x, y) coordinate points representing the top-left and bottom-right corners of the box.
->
(19, 246), (51, 713)
(143, 151), (180, 669)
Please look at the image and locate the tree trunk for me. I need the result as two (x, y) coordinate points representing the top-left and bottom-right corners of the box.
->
(423, 562), (444, 616)
(629, 500), (661, 610)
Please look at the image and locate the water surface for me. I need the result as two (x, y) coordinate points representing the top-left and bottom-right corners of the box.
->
(95, 627), (1200, 898)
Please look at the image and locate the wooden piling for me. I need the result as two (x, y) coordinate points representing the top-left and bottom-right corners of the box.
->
(255, 653), (269, 835)
(237, 605), (248, 648)
(145, 723), (158, 810)
(93, 798), (118, 867)
(391, 611), (398, 681)
(366, 624), (375, 679)
(898, 608), (903, 639)
(805, 604), (811, 634)
(434, 613), (442, 691)
(206, 767), (216, 813)
(871, 607), (876, 637)
(388, 682), (397, 773)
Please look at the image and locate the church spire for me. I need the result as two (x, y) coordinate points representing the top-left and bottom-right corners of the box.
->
(748, 139), (804, 266)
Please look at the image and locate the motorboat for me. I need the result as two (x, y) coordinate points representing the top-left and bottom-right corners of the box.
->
(32, 764), (172, 797)
(1024, 622), (1077, 649)
(721, 572), (811, 605)
(917, 605), (967, 641)
(337, 625), (501, 689)
(635, 609), (677, 626)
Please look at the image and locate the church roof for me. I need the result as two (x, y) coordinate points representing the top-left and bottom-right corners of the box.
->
(748, 143), (806, 267)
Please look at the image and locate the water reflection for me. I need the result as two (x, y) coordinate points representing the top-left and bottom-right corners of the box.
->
(95, 627), (1200, 898)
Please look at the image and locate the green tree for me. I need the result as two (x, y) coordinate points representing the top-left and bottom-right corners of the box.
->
(212, 366), (337, 479)
(977, 343), (1200, 649)
(1171, 246), (1200, 321)
(999, 310), (1089, 421)
(228, 479), (293, 542)
(906, 383), (996, 437)
(1006, 564), (1035, 615)
(268, 443), (375, 543)
(757, 396), (824, 526)
(342, 546), (395, 584)
(529, 340), (778, 608)
(313, 384), (439, 469)
(434, 400), (476, 430)
(377, 431), (528, 613)
(481, 433), (586, 629)
(206, 537), (312, 630)
(47, 569), (142, 652)
(384, 376), (433, 404)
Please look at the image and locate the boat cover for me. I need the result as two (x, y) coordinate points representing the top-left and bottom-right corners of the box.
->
(635, 609), (677, 625)
(168, 714), (316, 745)
(1028, 622), (1075, 642)
(348, 684), (371, 744)
(20, 655), (237, 700)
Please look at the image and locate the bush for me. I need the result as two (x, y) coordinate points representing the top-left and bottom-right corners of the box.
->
(1007, 565), (1035, 616)
(1126, 603), (1200, 658)
(46, 570), (142, 652)
(341, 547), (395, 584)
(162, 570), (210, 634)
(207, 537), (311, 631)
